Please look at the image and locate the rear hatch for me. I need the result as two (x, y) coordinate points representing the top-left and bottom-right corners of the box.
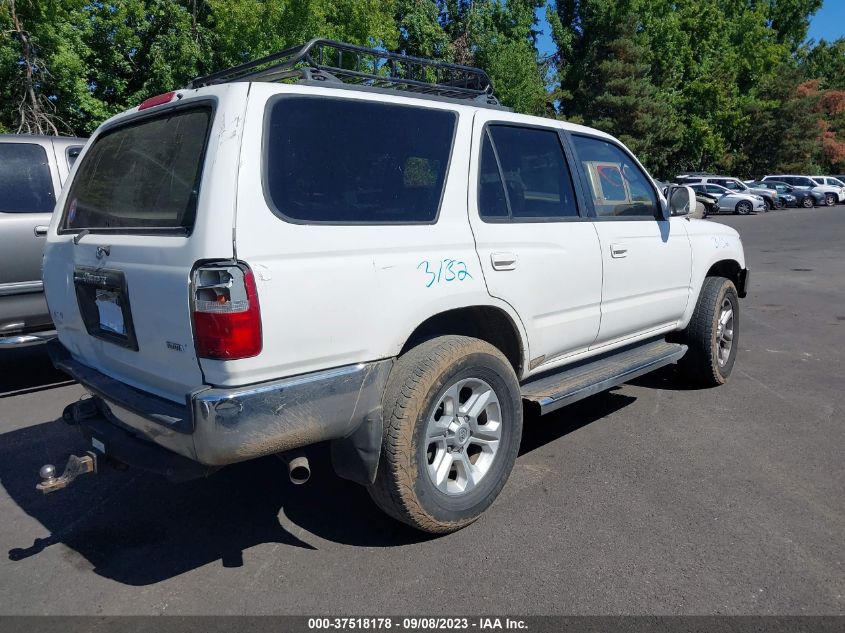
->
(43, 86), (247, 403)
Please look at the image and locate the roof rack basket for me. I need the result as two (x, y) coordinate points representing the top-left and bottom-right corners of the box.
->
(188, 39), (499, 105)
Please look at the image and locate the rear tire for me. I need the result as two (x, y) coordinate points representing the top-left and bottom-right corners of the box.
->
(802, 196), (814, 208)
(825, 193), (837, 206)
(678, 276), (739, 387)
(368, 336), (523, 533)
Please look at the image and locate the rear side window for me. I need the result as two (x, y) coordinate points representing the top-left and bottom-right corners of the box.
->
(0, 143), (55, 213)
(264, 97), (456, 224)
(571, 135), (658, 219)
(62, 107), (211, 233)
(480, 125), (579, 221)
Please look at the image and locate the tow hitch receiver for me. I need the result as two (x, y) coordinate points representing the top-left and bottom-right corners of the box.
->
(36, 451), (98, 494)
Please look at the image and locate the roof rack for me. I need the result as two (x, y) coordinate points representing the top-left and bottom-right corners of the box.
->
(188, 38), (499, 106)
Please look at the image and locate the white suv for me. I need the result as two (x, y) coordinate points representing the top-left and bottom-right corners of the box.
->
(40, 40), (748, 533)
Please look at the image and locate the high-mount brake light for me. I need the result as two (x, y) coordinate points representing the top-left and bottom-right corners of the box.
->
(138, 91), (177, 111)
(192, 264), (262, 360)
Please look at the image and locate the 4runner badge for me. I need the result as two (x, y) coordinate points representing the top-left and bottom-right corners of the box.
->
(166, 341), (186, 352)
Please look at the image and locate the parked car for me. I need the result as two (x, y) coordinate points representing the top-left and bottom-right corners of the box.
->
(677, 174), (783, 210)
(748, 180), (817, 208)
(688, 183), (766, 214)
(0, 134), (87, 348)
(694, 190), (721, 217)
(762, 174), (844, 206)
(39, 39), (748, 533)
(812, 175), (845, 193)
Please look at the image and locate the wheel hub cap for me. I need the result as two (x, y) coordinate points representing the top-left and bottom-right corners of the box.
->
(424, 377), (502, 496)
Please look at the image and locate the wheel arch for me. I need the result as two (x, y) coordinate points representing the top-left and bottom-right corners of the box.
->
(706, 259), (743, 290)
(398, 305), (528, 379)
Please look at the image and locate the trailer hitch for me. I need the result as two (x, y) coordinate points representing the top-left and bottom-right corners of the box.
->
(36, 451), (98, 494)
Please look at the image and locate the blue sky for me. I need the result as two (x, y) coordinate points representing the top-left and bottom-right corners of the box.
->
(808, 1), (845, 43)
(535, 0), (845, 56)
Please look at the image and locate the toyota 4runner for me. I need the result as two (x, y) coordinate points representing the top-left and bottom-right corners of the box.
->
(40, 40), (748, 533)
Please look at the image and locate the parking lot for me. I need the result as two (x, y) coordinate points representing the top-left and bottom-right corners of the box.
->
(0, 206), (842, 615)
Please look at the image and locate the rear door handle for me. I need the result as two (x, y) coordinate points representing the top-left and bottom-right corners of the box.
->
(610, 243), (628, 258)
(491, 252), (518, 271)
(34, 225), (48, 237)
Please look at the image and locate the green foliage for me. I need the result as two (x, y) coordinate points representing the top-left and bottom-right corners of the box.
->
(0, 0), (842, 177)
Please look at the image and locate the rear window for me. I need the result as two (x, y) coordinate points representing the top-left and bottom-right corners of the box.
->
(264, 97), (457, 224)
(0, 143), (55, 213)
(62, 107), (212, 233)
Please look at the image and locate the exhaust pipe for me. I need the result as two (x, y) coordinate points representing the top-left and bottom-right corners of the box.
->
(279, 449), (310, 485)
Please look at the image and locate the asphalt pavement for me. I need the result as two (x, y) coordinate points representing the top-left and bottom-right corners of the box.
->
(0, 206), (842, 615)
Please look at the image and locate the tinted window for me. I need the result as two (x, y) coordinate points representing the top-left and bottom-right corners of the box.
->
(478, 132), (509, 219)
(265, 98), (455, 224)
(483, 125), (578, 220)
(0, 143), (55, 213)
(571, 135), (658, 218)
(63, 107), (211, 232)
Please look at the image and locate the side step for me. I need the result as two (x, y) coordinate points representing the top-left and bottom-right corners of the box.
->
(521, 339), (687, 415)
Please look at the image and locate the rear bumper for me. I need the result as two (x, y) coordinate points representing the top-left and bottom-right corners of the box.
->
(48, 340), (393, 469)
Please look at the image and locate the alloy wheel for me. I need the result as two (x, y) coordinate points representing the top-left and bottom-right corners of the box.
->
(424, 377), (502, 496)
(716, 298), (734, 368)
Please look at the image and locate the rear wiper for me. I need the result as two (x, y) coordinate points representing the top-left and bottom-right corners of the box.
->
(72, 229), (90, 245)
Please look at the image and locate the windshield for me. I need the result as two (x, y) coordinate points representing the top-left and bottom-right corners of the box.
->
(61, 106), (211, 233)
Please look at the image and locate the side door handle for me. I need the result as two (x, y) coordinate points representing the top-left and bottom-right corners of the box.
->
(34, 225), (49, 237)
(610, 243), (628, 258)
(491, 252), (518, 271)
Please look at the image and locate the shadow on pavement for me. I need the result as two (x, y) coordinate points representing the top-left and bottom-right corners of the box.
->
(0, 346), (75, 398)
(1, 389), (636, 586)
(626, 364), (709, 392)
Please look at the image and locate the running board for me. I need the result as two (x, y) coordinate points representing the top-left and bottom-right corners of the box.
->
(521, 339), (687, 415)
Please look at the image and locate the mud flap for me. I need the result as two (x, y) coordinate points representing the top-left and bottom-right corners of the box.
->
(330, 407), (383, 486)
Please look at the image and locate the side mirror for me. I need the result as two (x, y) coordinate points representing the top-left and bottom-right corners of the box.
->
(667, 185), (694, 217)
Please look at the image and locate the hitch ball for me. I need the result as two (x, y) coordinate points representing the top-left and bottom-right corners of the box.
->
(39, 464), (58, 486)
(36, 452), (97, 494)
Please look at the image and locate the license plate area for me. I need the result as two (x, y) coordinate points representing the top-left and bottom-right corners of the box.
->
(74, 267), (139, 350)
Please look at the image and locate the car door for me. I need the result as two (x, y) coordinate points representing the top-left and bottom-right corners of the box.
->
(566, 132), (692, 348)
(0, 139), (60, 296)
(468, 114), (603, 369)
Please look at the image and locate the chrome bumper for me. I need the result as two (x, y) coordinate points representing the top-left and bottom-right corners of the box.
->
(0, 329), (56, 349)
(48, 341), (393, 470)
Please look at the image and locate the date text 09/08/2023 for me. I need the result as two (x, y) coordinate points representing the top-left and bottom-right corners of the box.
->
(307, 617), (528, 630)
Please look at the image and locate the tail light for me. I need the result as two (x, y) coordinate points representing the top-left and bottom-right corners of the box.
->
(192, 263), (262, 360)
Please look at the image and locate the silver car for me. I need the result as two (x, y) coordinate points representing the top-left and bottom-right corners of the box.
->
(689, 183), (766, 215)
(0, 135), (86, 347)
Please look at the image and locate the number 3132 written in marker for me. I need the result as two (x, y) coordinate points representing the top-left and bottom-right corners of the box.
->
(417, 259), (473, 287)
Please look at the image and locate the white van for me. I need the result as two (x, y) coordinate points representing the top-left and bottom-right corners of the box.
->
(41, 40), (748, 533)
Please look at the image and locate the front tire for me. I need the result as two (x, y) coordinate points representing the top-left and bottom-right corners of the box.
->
(368, 336), (523, 533)
(679, 276), (740, 387)
(735, 201), (752, 215)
